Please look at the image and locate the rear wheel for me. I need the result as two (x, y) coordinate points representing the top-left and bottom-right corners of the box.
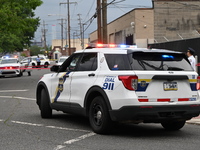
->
(44, 62), (49, 68)
(89, 96), (112, 134)
(161, 120), (186, 130)
(40, 89), (52, 118)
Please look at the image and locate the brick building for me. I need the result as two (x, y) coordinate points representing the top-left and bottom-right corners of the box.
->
(90, 8), (154, 48)
(89, 0), (200, 48)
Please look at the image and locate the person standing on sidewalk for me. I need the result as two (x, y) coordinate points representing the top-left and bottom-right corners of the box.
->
(36, 56), (41, 68)
(187, 47), (196, 71)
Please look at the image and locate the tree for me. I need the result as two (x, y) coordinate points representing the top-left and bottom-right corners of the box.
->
(0, 0), (43, 53)
(29, 45), (41, 56)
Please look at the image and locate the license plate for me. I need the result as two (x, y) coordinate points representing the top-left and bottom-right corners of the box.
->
(163, 82), (178, 91)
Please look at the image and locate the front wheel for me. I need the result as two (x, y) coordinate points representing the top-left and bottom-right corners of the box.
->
(161, 120), (186, 130)
(89, 96), (112, 134)
(32, 63), (36, 68)
(17, 71), (23, 77)
(40, 89), (52, 118)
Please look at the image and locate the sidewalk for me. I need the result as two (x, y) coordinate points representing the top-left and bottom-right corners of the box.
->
(186, 115), (200, 125)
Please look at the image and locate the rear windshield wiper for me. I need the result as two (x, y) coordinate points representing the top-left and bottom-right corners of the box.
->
(139, 60), (162, 70)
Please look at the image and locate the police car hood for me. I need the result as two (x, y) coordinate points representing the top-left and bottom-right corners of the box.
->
(0, 63), (21, 67)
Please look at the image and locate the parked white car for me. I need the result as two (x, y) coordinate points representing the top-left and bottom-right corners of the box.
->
(56, 56), (69, 66)
(21, 56), (50, 68)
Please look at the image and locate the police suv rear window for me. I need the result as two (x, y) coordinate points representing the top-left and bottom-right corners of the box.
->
(131, 52), (193, 71)
(105, 54), (131, 70)
(105, 52), (193, 71)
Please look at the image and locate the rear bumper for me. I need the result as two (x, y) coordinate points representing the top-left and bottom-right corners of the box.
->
(109, 104), (200, 122)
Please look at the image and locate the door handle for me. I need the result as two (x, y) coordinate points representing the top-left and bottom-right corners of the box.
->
(88, 73), (95, 77)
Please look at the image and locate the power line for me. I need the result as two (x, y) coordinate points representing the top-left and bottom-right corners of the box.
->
(83, 0), (117, 34)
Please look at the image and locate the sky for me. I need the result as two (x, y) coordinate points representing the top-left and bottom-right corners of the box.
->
(34, 0), (152, 45)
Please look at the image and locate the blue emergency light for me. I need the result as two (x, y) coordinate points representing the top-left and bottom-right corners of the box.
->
(162, 55), (174, 59)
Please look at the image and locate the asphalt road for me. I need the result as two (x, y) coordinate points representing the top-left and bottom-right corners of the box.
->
(0, 68), (200, 150)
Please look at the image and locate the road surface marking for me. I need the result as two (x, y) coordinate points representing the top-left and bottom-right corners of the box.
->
(54, 132), (96, 150)
(46, 125), (89, 132)
(12, 121), (43, 126)
(0, 119), (96, 149)
(64, 132), (96, 144)
(0, 96), (36, 101)
(0, 90), (29, 92)
(0, 119), (90, 133)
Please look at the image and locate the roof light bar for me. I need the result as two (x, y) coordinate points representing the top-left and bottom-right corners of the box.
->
(86, 43), (137, 49)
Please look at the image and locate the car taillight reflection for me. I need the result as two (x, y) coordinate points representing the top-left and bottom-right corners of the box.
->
(0, 66), (19, 69)
(196, 76), (200, 90)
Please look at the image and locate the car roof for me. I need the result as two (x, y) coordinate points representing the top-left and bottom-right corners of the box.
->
(1, 58), (18, 60)
(75, 48), (183, 54)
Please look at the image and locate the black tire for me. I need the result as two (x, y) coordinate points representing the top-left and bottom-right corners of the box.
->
(28, 71), (31, 76)
(32, 63), (36, 68)
(89, 96), (112, 134)
(40, 89), (52, 118)
(44, 62), (49, 68)
(161, 120), (186, 130)
(17, 71), (23, 77)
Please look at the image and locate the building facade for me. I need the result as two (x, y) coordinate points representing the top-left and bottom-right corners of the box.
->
(153, 0), (200, 43)
(90, 0), (200, 48)
(90, 8), (154, 48)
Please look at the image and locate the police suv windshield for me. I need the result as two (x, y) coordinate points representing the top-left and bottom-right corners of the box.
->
(105, 52), (193, 71)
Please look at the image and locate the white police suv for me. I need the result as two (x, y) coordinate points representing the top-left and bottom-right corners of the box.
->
(36, 44), (200, 134)
(0, 57), (24, 77)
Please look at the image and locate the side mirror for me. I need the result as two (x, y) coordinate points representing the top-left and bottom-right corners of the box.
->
(50, 65), (60, 72)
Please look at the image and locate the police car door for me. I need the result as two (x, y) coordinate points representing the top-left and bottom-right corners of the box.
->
(51, 54), (82, 103)
(70, 52), (98, 107)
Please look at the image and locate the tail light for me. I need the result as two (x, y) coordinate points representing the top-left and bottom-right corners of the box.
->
(5, 67), (13, 69)
(118, 75), (138, 90)
(6, 66), (19, 69)
(196, 76), (200, 90)
(0, 66), (19, 70)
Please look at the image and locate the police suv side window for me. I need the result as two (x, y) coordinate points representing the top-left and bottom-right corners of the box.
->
(59, 53), (82, 72)
(76, 53), (97, 71)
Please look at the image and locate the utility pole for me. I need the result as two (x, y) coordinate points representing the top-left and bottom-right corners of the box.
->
(77, 14), (87, 49)
(97, 0), (102, 43)
(97, 0), (107, 44)
(102, 0), (108, 44)
(41, 20), (48, 50)
(60, 18), (64, 49)
(77, 14), (83, 49)
(60, 1), (77, 55)
(82, 23), (86, 49)
(57, 18), (66, 49)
